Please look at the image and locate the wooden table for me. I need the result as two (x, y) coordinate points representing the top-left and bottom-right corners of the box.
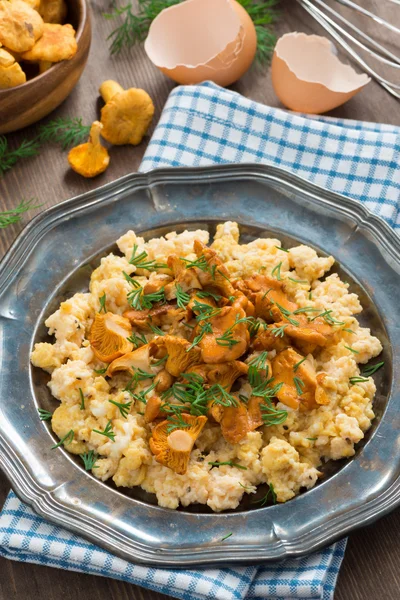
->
(1, 1), (399, 598)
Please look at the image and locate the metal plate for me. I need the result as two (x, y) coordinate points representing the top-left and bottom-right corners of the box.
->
(0, 164), (399, 566)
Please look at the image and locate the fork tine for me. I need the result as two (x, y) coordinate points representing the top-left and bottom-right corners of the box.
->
(314, 0), (400, 66)
(334, 0), (400, 35)
(297, 0), (400, 99)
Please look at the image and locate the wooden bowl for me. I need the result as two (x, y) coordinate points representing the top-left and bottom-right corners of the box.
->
(0, 0), (91, 134)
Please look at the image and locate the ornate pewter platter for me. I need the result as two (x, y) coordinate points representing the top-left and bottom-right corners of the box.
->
(0, 164), (399, 566)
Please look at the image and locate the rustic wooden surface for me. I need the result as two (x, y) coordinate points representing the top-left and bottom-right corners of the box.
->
(1, 0), (399, 598)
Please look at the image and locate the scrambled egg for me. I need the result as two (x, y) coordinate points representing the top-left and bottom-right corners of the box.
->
(31, 222), (382, 511)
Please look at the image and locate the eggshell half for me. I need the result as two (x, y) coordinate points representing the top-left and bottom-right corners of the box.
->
(271, 32), (370, 114)
(144, 0), (257, 87)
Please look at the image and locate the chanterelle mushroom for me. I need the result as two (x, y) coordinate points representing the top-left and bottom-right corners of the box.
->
(89, 312), (133, 363)
(220, 399), (250, 444)
(99, 80), (155, 146)
(150, 335), (201, 377)
(21, 23), (77, 62)
(68, 121), (110, 178)
(0, 47), (26, 89)
(149, 414), (207, 474)
(164, 255), (202, 300)
(38, 0), (67, 24)
(0, 0), (44, 53)
(106, 344), (153, 377)
(197, 297), (250, 364)
(188, 360), (248, 391)
(271, 347), (320, 411)
(243, 274), (298, 322)
(193, 240), (235, 297)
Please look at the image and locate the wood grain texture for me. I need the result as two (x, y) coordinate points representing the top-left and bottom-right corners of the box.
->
(0, 0), (91, 134)
(0, 0), (399, 598)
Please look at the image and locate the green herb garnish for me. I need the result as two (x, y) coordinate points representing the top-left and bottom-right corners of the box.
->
(252, 483), (277, 506)
(176, 284), (190, 309)
(51, 429), (74, 449)
(271, 261), (282, 281)
(93, 420), (116, 441)
(38, 408), (52, 421)
(208, 461), (247, 470)
(98, 293), (107, 313)
(109, 398), (132, 418)
(0, 198), (41, 228)
(79, 388), (85, 410)
(362, 361), (384, 377)
(80, 450), (99, 471)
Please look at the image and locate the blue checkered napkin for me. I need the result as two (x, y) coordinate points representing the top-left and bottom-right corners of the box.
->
(5, 79), (399, 599)
(140, 82), (400, 230)
(0, 492), (346, 599)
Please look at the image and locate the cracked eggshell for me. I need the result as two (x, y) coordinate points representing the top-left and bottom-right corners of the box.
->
(271, 32), (370, 114)
(144, 0), (257, 87)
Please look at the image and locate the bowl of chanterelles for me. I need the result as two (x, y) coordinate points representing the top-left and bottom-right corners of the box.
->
(0, 0), (91, 134)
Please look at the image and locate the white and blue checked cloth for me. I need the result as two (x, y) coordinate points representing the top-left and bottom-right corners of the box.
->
(1, 81), (400, 599)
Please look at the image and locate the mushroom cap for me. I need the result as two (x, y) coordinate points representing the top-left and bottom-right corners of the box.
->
(188, 360), (248, 391)
(89, 312), (133, 363)
(21, 23), (77, 62)
(14, 0), (41, 10)
(106, 344), (153, 377)
(0, 0), (44, 53)
(271, 347), (318, 411)
(68, 120), (110, 179)
(0, 48), (26, 88)
(149, 414), (207, 474)
(100, 88), (155, 146)
(39, 0), (67, 24)
(150, 335), (202, 377)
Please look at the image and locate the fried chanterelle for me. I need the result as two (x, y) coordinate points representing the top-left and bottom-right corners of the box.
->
(31, 222), (383, 510)
(0, 0), (77, 89)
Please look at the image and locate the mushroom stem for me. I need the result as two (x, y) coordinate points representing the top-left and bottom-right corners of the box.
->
(167, 430), (195, 453)
(89, 121), (103, 147)
(100, 80), (124, 103)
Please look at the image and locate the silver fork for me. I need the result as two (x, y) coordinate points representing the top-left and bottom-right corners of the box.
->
(296, 0), (400, 99)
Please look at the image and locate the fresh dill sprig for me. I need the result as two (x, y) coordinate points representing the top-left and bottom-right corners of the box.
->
(261, 400), (288, 426)
(152, 353), (168, 366)
(248, 351), (269, 372)
(208, 461), (247, 470)
(344, 345), (359, 354)
(51, 429), (74, 449)
(94, 367), (108, 375)
(349, 376), (370, 385)
(0, 198), (42, 228)
(310, 309), (345, 326)
(103, 0), (279, 64)
(109, 398), (132, 418)
(127, 331), (148, 348)
(176, 284), (190, 309)
(293, 356), (307, 372)
(148, 323), (165, 336)
(216, 315), (253, 348)
(37, 117), (91, 150)
(93, 420), (116, 441)
(128, 244), (167, 270)
(206, 384), (239, 408)
(271, 261), (282, 281)
(80, 450), (99, 471)
(271, 324), (288, 338)
(38, 408), (52, 421)
(79, 388), (85, 410)
(98, 293), (107, 313)
(221, 532), (233, 541)
(252, 483), (277, 506)
(197, 290), (222, 302)
(0, 136), (41, 176)
(293, 376), (305, 396)
(275, 245), (289, 253)
(362, 361), (384, 377)
(181, 254), (209, 271)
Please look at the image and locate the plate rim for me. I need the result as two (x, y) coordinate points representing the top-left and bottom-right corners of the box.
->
(0, 162), (399, 566)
